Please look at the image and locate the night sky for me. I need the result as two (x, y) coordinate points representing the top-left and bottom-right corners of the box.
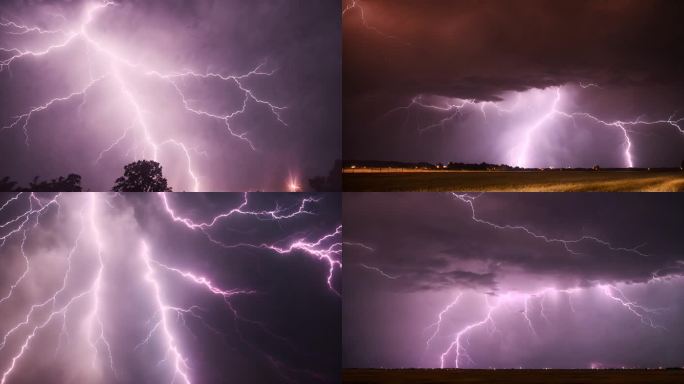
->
(0, 192), (341, 383)
(0, 0), (340, 191)
(343, 193), (684, 369)
(343, 0), (684, 168)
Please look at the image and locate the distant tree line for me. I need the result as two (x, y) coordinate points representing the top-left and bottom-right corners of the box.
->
(0, 160), (172, 192)
(344, 159), (684, 172)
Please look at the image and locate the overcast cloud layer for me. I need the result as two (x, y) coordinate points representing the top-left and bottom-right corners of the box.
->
(343, 193), (684, 369)
(343, 0), (684, 167)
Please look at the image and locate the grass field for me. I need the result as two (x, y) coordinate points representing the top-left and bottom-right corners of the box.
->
(343, 368), (684, 384)
(343, 170), (684, 191)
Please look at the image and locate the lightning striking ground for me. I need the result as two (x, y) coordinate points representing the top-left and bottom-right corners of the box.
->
(432, 283), (669, 368)
(1, 2), (288, 191)
(387, 85), (684, 168)
(353, 193), (680, 369)
(450, 192), (650, 257)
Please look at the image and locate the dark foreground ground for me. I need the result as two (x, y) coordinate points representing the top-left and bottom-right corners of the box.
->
(343, 368), (684, 384)
(343, 170), (684, 191)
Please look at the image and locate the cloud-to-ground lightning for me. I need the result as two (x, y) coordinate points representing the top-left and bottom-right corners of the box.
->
(0, 192), (341, 382)
(1, 1), (288, 191)
(353, 193), (681, 369)
(387, 85), (684, 168)
(431, 282), (670, 368)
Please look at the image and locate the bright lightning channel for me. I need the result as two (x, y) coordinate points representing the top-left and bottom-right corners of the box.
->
(1, 2), (288, 191)
(388, 85), (684, 168)
(0, 192), (340, 382)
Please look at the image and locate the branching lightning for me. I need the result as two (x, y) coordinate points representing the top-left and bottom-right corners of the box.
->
(342, 0), (404, 43)
(451, 192), (650, 257)
(431, 283), (669, 368)
(1, 2), (288, 191)
(353, 193), (681, 368)
(388, 85), (684, 168)
(0, 192), (340, 382)
(159, 193), (342, 295)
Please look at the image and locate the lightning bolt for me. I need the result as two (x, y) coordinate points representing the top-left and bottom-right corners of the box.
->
(159, 193), (343, 295)
(0, 192), (340, 382)
(359, 263), (400, 280)
(1, 2), (288, 191)
(431, 283), (668, 368)
(439, 295), (497, 368)
(348, 193), (679, 368)
(388, 85), (684, 168)
(451, 192), (650, 257)
(425, 293), (462, 348)
(342, 0), (404, 42)
(139, 242), (192, 384)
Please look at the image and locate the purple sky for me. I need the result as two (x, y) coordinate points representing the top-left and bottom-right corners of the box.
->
(0, 192), (341, 383)
(343, 193), (684, 369)
(0, 0), (340, 191)
(343, 0), (684, 168)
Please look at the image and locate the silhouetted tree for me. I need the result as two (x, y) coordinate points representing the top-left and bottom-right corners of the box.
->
(0, 176), (18, 192)
(112, 160), (172, 192)
(309, 159), (341, 192)
(0, 174), (82, 192)
(592, 164), (601, 171)
(25, 174), (82, 192)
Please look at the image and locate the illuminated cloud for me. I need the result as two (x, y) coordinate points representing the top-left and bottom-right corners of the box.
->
(343, 193), (684, 369)
(343, 0), (684, 167)
(0, 192), (341, 383)
(1, 0), (340, 191)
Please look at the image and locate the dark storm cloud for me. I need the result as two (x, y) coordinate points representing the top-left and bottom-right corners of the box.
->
(0, 192), (340, 383)
(344, 0), (684, 99)
(0, 0), (340, 191)
(343, 0), (684, 166)
(344, 193), (684, 292)
(343, 193), (684, 369)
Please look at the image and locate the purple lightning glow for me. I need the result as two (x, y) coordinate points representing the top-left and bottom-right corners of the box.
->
(159, 193), (342, 295)
(433, 283), (669, 368)
(450, 192), (650, 257)
(387, 85), (684, 168)
(344, 193), (684, 369)
(0, 192), (341, 382)
(359, 193), (670, 367)
(0, 1), (309, 191)
(355, 241), (678, 369)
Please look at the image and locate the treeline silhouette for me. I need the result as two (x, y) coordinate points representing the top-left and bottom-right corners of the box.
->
(2, 159), (346, 192)
(344, 159), (684, 172)
(0, 160), (172, 192)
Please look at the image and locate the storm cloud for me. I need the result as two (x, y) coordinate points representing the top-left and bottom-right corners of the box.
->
(343, 0), (684, 167)
(1, 0), (340, 191)
(343, 193), (684, 369)
(0, 192), (341, 383)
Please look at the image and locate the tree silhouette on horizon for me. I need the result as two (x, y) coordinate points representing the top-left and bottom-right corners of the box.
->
(112, 160), (172, 192)
(27, 174), (82, 191)
(0, 174), (82, 192)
